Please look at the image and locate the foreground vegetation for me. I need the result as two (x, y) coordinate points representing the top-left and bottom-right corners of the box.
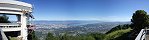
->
(104, 28), (131, 40)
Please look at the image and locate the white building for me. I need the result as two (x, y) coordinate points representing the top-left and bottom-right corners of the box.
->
(0, 0), (34, 40)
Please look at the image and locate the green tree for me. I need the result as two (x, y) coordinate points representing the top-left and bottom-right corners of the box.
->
(131, 10), (149, 32)
(28, 31), (39, 40)
(89, 33), (105, 40)
(46, 32), (59, 40)
(84, 36), (95, 40)
(60, 33), (70, 40)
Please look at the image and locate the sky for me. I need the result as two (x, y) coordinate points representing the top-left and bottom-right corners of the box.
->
(18, 0), (149, 22)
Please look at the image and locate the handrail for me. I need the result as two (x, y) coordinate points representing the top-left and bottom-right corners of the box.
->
(135, 29), (146, 40)
(0, 23), (21, 28)
(0, 23), (20, 26)
(140, 30), (145, 40)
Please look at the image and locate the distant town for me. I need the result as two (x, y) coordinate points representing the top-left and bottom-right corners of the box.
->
(33, 21), (130, 40)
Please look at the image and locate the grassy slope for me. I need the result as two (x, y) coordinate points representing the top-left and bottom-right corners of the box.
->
(104, 28), (131, 40)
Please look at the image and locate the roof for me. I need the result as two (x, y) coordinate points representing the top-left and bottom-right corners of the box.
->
(0, 0), (32, 8)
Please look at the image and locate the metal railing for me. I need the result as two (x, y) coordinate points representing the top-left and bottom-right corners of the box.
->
(135, 29), (146, 40)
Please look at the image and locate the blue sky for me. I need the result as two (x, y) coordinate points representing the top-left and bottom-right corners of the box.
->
(19, 0), (149, 22)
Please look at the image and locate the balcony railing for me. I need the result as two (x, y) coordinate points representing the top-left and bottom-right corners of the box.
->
(0, 23), (21, 28)
(135, 29), (146, 40)
(135, 29), (149, 40)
